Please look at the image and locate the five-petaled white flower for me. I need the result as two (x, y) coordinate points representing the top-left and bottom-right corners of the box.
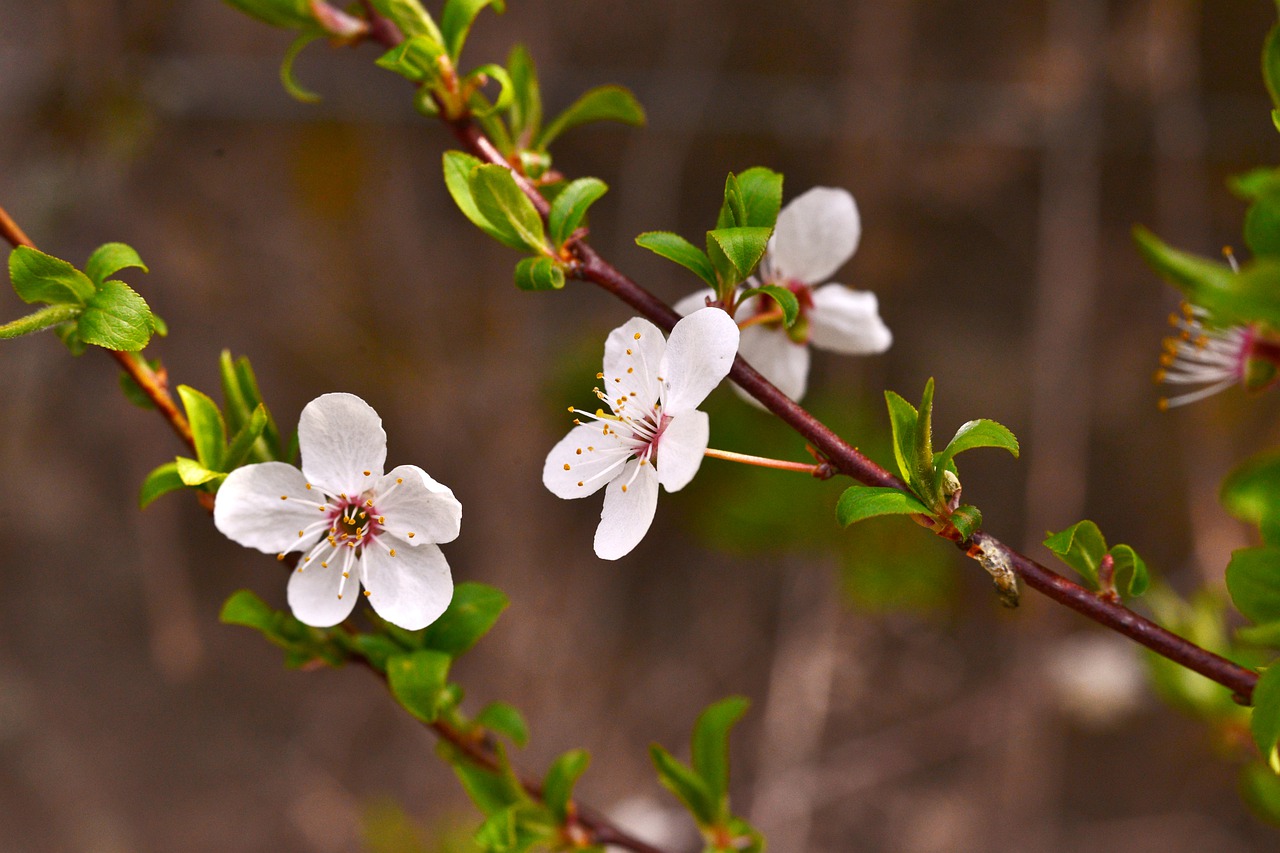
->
(543, 308), (740, 560)
(214, 393), (461, 630)
(676, 186), (892, 403)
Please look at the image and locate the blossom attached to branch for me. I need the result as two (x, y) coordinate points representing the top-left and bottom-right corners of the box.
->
(214, 393), (462, 629)
(677, 186), (891, 402)
(543, 308), (740, 559)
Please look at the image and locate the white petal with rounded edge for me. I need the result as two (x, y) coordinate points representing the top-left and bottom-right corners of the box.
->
(770, 187), (860, 285)
(735, 324), (810, 405)
(674, 288), (716, 316)
(214, 462), (324, 554)
(594, 460), (660, 560)
(807, 285), (893, 354)
(655, 410), (708, 492)
(658, 308), (740, 414)
(299, 393), (388, 497)
(362, 540), (453, 630)
(375, 465), (462, 545)
(287, 559), (359, 627)
(602, 317), (665, 414)
(543, 423), (630, 499)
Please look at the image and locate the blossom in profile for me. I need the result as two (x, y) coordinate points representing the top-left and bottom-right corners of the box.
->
(1155, 302), (1279, 409)
(214, 393), (461, 630)
(676, 186), (891, 403)
(543, 308), (740, 559)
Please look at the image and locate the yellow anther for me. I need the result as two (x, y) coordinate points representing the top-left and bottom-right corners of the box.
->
(378, 516), (385, 523)
(342, 572), (350, 578)
(277, 553), (286, 561)
(390, 549), (396, 557)
(363, 470), (371, 476)
(363, 590), (372, 597)
(321, 561), (328, 568)
(587, 446), (594, 451)
(1158, 398), (1170, 411)
(626, 348), (632, 355)
(366, 498), (374, 507)
(634, 332), (641, 340)
(280, 495), (288, 500)
(640, 458), (648, 466)
(573, 418), (582, 425)
(615, 377), (621, 383)
(408, 532), (415, 539)
(596, 372), (604, 379)
(564, 463), (571, 470)
(576, 448), (583, 455)
(627, 367), (634, 374)
(396, 478), (403, 484)
(621, 484), (628, 492)
(305, 484), (312, 490)
(337, 594), (343, 600)
(577, 481), (584, 487)
(298, 530), (304, 538)
(340, 493), (347, 499)
(1153, 369), (1166, 382)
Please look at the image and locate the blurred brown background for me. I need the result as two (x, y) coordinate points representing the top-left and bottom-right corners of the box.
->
(4, 1), (1280, 851)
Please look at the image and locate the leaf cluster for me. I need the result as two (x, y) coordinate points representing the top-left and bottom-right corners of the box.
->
(1041, 520), (1150, 599)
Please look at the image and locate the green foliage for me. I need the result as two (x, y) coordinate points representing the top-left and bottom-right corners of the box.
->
(1253, 664), (1280, 774)
(178, 385), (228, 471)
(1246, 192), (1280, 258)
(465, 63), (515, 119)
(690, 696), (749, 818)
(84, 242), (148, 286)
(541, 749), (589, 822)
(949, 504), (982, 540)
(536, 85), (646, 150)
(9, 246), (95, 304)
(219, 350), (286, 463)
(376, 34), (449, 86)
(475, 702), (529, 748)
(717, 168), (783, 231)
(706, 227), (771, 287)
(78, 280), (156, 350)
(470, 165), (546, 252)
(836, 486), (930, 526)
(1134, 225), (1280, 327)
(635, 231), (717, 288)
(1222, 449), (1280, 543)
(280, 32), (324, 104)
(441, 0), (505, 62)
(649, 744), (715, 826)
(138, 461), (185, 508)
(1042, 520), (1150, 598)
(1143, 587), (1256, 719)
(0, 304), (80, 340)
(1227, 547), (1280, 626)
(387, 649), (454, 723)
(548, 177), (608, 248)
(1265, 24), (1280, 128)
(220, 589), (347, 667)
(513, 257), (564, 291)
(419, 582), (510, 657)
(174, 456), (225, 487)
(506, 45), (541, 144)
(1242, 760), (1280, 824)
(220, 0), (315, 29)
(367, 0), (444, 43)
(738, 284), (799, 326)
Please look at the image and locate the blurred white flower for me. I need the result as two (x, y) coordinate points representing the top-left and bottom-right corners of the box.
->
(214, 393), (461, 630)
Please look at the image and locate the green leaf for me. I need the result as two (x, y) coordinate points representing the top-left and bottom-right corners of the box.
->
(1252, 663), (1280, 774)
(1228, 547), (1280, 625)
(1230, 167), (1280, 200)
(635, 231), (716, 288)
(1266, 24), (1280, 113)
(443, 151), (508, 241)
(473, 807), (518, 851)
(548, 178), (607, 248)
(513, 256), (565, 291)
(220, 589), (277, 632)
(220, 0), (315, 29)
(54, 321), (85, 355)
(222, 405), (269, 471)
(1133, 226), (1280, 326)
(1241, 760), (1280, 824)
(177, 385), (228, 470)
(350, 633), (403, 672)
(0, 304), (81, 340)
(506, 45), (542, 141)
(717, 173), (748, 230)
(138, 461), (186, 508)
(937, 419), (1020, 466)
(536, 85), (645, 149)
(949, 504), (982, 540)
(649, 745), (715, 827)
(1222, 449), (1280, 530)
(706, 227), (771, 284)
(912, 379), (938, 506)
(440, 0), (504, 61)
(280, 31), (323, 103)
(447, 750), (524, 815)
(691, 696), (748, 818)
(738, 284), (799, 327)
(420, 582), (509, 657)
(9, 246), (95, 305)
(1247, 193), (1280, 258)
(836, 486), (931, 526)
(542, 749), (589, 822)
(174, 456), (225, 487)
(386, 649), (454, 723)
(85, 242), (147, 285)
(376, 34), (448, 86)
(1043, 520), (1108, 589)
(1108, 543), (1150, 597)
(77, 280), (155, 351)
(466, 63), (515, 119)
(476, 702), (529, 748)
(732, 167), (783, 229)
(366, 0), (443, 42)
(219, 589), (346, 667)
(469, 164), (547, 252)
(883, 390), (919, 487)
(220, 351), (283, 461)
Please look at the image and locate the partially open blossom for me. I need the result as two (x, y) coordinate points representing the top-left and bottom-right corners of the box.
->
(1155, 302), (1280, 409)
(214, 393), (461, 630)
(676, 186), (891, 403)
(543, 308), (740, 560)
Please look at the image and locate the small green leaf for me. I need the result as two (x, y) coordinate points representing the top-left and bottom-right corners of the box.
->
(837, 486), (931, 526)
(1043, 520), (1108, 589)
(635, 231), (716, 288)
(1228, 547), (1280, 625)
(1247, 193), (1280, 258)
(85, 242), (147, 285)
(280, 31), (323, 103)
(0, 304), (81, 340)
(548, 177), (607, 248)
(440, 0), (504, 61)
(691, 696), (748, 818)
(513, 256), (565, 291)
(883, 390), (919, 487)
(1266, 24), (1280, 113)
(420, 582), (510, 657)
(912, 379), (938, 507)
(222, 405), (269, 471)
(9, 246), (95, 305)
(470, 164), (547, 252)
(387, 649), (454, 723)
(138, 461), (186, 508)
(649, 745), (715, 827)
(177, 385), (228, 470)
(732, 167), (783, 229)
(476, 702), (529, 748)
(447, 749), (525, 815)
(717, 173), (748, 229)
(466, 63), (515, 119)
(77, 280), (155, 351)
(220, 0), (315, 28)
(937, 419), (1020, 465)
(473, 807), (518, 851)
(220, 351), (283, 461)
(220, 589), (276, 632)
(443, 151), (509, 243)
(375, 34), (448, 85)
(1241, 760), (1280, 824)
(174, 456), (225, 487)
(1133, 226), (1280, 326)
(54, 321), (85, 355)
(706, 226), (771, 284)
(366, 0), (444, 42)
(949, 504), (982, 540)
(536, 85), (645, 149)
(350, 633), (403, 672)
(738, 285), (799, 326)
(506, 45), (542, 141)
(542, 749), (589, 822)
(1222, 449), (1280, 531)
(1108, 543), (1150, 597)
(1230, 167), (1280, 200)
(1252, 663), (1280, 774)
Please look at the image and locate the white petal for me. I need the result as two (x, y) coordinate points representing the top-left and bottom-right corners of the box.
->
(361, 540), (454, 631)
(602, 317), (665, 414)
(807, 285), (893, 354)
(655, 410), (708, 492)
(374, 464), (462, 545)
(594, 460), (660, 560)
(735, 324), (810, 404)
(770, 187), (860, 285)
(674, 288), (716, 316)
(298, 393), (388, 497)
(543, 422), (630, 499)
(658, 308), (740, 414)
(287, 559), (358, 627)
(214, 462), (322, 554)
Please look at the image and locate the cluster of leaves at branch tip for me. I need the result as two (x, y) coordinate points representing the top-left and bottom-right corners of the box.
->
(3, 244), (162, 352)
(637, 167), (801, 320)
(836, 378), (1017, 542)
(1041, 520), (1150, 600)
(648, 697), (763, 853)
(139, 351), (289, 508)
